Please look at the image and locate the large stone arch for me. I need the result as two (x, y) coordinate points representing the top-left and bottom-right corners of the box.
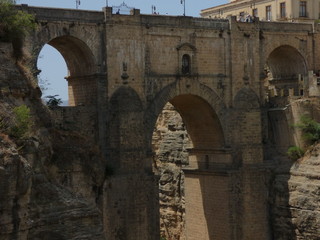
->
(266, 45), (307, 78)
(145, 79), (227, 151)
(264, 45), (308, 98)
(33, 34), (98, 106)
(146, 79), (234, 240)
(46, 36), (96, 77)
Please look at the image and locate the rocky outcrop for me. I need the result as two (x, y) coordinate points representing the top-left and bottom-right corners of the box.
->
(271, 143), (320, 240)
(152, 103), (190, 240)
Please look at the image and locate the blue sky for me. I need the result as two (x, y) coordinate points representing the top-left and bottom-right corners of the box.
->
(19, 0), (228, 100)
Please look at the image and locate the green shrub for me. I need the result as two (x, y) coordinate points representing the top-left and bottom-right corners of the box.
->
(10, 105), (32, 139)
(295, 115), (320, 144)
(287, 146), (304, 161)
(0, 0), (36, 42)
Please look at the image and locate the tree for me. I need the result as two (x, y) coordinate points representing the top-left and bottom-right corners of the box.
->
(45, 95), (63, 108)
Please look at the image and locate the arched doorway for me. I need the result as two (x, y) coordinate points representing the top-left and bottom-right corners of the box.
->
(36, 35), (96, 106)
(264, 45), (307, 100)
(152, 93), (231, 240)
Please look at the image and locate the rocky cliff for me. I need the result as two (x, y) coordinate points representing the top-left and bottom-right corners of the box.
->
(271, 143), (320, 240)
(152, 103), (190, 240)
(0, 42), (106, 239)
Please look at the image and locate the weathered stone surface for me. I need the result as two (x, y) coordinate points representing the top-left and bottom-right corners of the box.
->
(153, 103), (189, 240)
(0, 42), (105, 240)
(271, 144), (320, 240)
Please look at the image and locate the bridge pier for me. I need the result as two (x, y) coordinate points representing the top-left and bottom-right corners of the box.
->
(103, 171), (159, 240)
(183, 149), (271, 240)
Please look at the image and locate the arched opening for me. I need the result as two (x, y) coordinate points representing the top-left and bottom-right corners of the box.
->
(264, 45), (307, 101)
(152, 94), (230, 240)
(37, 36), (96, 106)
(37, 44), (68, 105)
(182, 54), (191, 75)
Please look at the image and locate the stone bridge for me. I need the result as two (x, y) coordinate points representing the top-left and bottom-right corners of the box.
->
(20, 4), (320, 240)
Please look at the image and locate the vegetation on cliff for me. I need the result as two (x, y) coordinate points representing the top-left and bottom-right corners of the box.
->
(0, 0), (36, 60)
(0, 105), (33, 140)
(295, 115), (320, 144)
(0, 0), (35, 42)
(288, 115), (320, 160)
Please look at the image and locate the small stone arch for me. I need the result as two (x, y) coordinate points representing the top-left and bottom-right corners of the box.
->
(177, 42), (196, 75)
(109, 86), (143, 113)
(233, 87), (263, 165)
(107, 86), (144, 171)
(34, 35), (97, 106)
(145, 80), (226, 150)
(181, 54), (191, 74)
(234, 87), (260, 109)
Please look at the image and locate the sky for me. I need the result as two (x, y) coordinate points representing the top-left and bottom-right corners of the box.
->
(18, 0), (228, 101)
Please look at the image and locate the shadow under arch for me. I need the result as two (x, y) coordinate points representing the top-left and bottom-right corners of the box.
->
(145, 80), (227, 150)
(105, 86), (159, 240)
(37, 35), (97, 106)
(107, 86), (144, 172)
(265, 45), (308, 98)
(170, 94), (225, 149)
(267, 45), (307, 78)
(147, 80), (235, 240)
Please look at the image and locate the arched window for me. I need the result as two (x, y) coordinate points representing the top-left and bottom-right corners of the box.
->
(182, 54), (191, 74)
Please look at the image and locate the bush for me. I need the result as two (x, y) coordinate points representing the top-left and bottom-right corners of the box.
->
(287, 146), (304, 161)
(0, 0), (36, 42)
(295, 115), (320, 144)
(10, 105), (32, 139)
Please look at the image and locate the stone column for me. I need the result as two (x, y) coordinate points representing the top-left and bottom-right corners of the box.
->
(104, 87), (159, 239)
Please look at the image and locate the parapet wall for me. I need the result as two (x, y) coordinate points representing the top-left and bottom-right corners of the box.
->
(16, 5), (104, 22)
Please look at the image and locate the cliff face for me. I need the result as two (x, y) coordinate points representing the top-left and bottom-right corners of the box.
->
(152, 103), (190, 240)
(268, 98), (320, 240)
(0, 42), (106, 239)
(272, 143), (320, 240)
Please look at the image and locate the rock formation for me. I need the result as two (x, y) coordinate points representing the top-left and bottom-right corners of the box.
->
(0, 42), (106, 239)
(152, 102), (190, 240)
(271, 143), (320, 240)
